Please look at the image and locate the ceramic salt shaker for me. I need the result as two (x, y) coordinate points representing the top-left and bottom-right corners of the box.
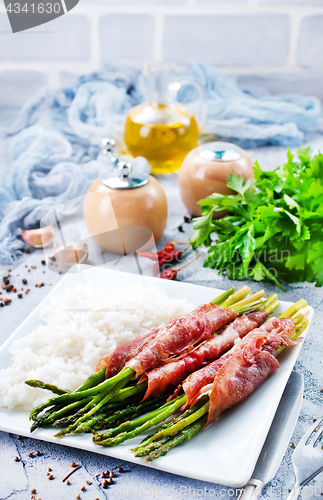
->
(178, 141), (254, 217)
(84, 139), (168, 255)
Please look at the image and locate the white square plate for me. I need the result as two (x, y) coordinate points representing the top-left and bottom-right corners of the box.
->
(0, 266), (314, 487)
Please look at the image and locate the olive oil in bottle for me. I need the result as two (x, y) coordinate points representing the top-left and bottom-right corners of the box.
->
(124, 62), (204, 175)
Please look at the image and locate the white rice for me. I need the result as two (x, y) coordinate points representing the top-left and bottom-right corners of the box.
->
(0, 284), (193, 410)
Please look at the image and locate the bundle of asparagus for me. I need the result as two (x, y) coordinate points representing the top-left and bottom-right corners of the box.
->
(26, 286), (266, 435)
(92, 300), (308, 460)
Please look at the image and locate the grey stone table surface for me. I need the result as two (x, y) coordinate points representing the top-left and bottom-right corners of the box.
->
(0, 127), (323, 500)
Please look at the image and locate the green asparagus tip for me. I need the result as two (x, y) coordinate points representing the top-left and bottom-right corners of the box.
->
(279, 299), (308, 319)
(221, 286), (251, 307)
(211, 287), (235, 306)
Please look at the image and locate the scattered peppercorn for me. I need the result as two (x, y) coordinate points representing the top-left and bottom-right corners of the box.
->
(49, 283), (52, 286)
(104, 470), (109, 475)
(81, 486), (86, 491)
(16, 273), (19, 276)
(313, 417), (318, 422)
(178, 225), (184, 232)
(100, 473), (106, 478)
(184, 215), (192, 223)
(76, 495), (81, 499)
(48, 467), (52, 472)
(66, 480), (70, 485)
(27, 269), (30, 272)
(14, 456), (19, 461)
(28, 452), (34, 458)
(23, 248), (31, 254)
(292, 443), (296, 448)
(4, 278), (9, 285)
(0, 303), (4, 307)
(46, 473), (50, 476)
(22, 279), (27, 284)
(8, 268), (11, 272)
(107, 478), (113, 484)
(35, 450), (40, 456)
(59, 271), (62, 274)
(117, 467), (122, 473)
(86, 480), (91, 485)
(41, 260), (46, 265)
(321, 388), (323, 393)
(3, 298), (12, 305)
(17, 435), (21, 439)
(31, 489), (37, 494)
(102, 480), (108, 489)
(5, 284), (13, 292)
(48, 475), (54, 480)
(18, 294), (23, 299)
(43, 270), (45, 273)
(70, 462), (76, 467)
(109, 472), (114, 478)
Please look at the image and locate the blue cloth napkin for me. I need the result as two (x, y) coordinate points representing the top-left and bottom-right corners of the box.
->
(0, 63), (321, 264)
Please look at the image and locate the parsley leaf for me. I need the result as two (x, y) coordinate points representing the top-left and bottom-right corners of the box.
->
(190, 148), (323, 289)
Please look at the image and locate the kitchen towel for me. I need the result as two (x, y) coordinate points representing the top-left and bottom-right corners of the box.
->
(0, 62), (321, 263)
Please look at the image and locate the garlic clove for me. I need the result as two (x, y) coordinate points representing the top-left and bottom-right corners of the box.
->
(53, 242), (89, 266)
(21, 225), (55, 248)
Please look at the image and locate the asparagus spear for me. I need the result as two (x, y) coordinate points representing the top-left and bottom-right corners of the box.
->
(29, 368), (106, 421)
(75, 393), (170, 434)
(147, 414), (208, 461)
(92, 395), (187, 446)
(25, 381), (70, 395)
(133, 395), (209, 456)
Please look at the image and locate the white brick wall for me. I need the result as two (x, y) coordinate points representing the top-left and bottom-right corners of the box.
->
(0, 0), (323, 107)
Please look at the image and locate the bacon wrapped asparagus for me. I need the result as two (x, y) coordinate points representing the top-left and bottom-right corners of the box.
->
(129, 302), (308, 461)
(27, 287), (265, 434)
(91, 300), (307, 451)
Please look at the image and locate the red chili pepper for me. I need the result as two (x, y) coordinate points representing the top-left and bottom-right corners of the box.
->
(158, 254), (200, 280)
(141, 241), (190, 276)
(162, 249), (182, 263)
(159, 269), (177, 280)
(154, 250), (183, 275)
(163, 242), (176, 255)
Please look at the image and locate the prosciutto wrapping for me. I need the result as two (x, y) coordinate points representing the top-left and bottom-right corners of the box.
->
(96, 327), (160, 376)
(183, 317), (296, 409)
(140, 310), (268, 400)
(206, 333), (280, 425)
(126, 304), (237, 377)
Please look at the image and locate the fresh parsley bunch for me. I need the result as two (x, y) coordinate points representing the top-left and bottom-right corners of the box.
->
(190, 147), (323, 291)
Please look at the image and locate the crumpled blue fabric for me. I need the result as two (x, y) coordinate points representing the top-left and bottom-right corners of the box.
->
(0, 62), (321, 263)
